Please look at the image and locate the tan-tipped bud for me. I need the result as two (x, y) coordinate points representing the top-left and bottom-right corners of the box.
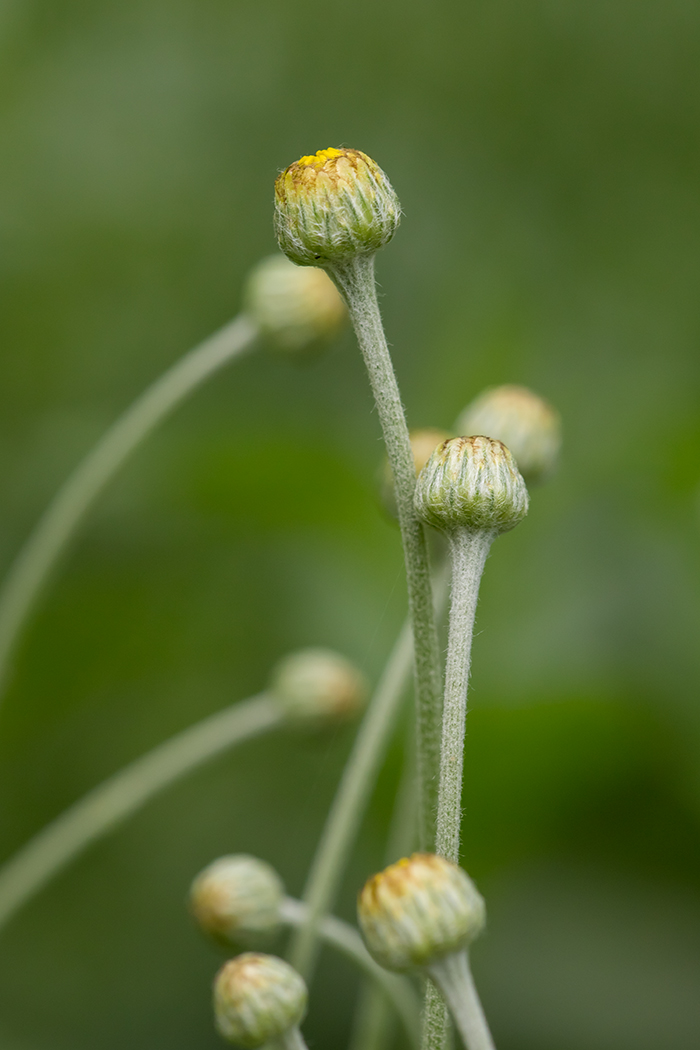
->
(274, 148), (401, 268)
(414, 435), (529, 535)
(214, 953), (307, 1048)
(269, 648), (368, 724)
(244, 255), (346, 355)
(381, 428), (452, 518)
(456, 385), (561, 485)
(358, 853), (486, 973)
(190, 855), (284, 947)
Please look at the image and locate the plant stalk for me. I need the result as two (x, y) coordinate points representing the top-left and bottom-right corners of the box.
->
(428, 952), (495, 1050)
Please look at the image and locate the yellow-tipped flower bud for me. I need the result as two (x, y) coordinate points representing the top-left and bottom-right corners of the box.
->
(414, 435), (529, 535)
(214, 953), (307, 1048)
(274, 148), (401, 268)
(358, 853), (486, 973)
(270, 648), (368, 724)
(381, 427), (452, 518)
(456, 385), (561, 485)
(244, 255), (346, 354)
(190, 855), (284, 947)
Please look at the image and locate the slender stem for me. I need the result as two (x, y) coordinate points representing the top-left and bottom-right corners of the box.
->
(0, 693), (280, 933)
(428, 952), (495, 1050)
(435, 529), (493, 863)
(329, 256), (443, 853)
(276, 1026), (310, 1050)
(422, 982), (451, 1050)
(0, 314), (258, 703)
(280, 898), (420, 1049)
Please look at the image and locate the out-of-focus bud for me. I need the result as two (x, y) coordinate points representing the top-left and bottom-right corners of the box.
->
(357, 853), (485, 973)
(190, 855), (284, 947)
(214, 953), (307, 1048)
(244, 255), (346, 355)
(455, 385), (561, 485)
(269, 648), (368, 724)
(274, 148), (401, 268)
(414, 436), (528, 536)
(381, 428), (452, 518)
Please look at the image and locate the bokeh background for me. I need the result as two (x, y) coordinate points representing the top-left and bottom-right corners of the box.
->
(2, 1), (700, 1047)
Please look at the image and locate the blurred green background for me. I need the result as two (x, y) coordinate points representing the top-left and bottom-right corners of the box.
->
(2, 0), (700, 1047)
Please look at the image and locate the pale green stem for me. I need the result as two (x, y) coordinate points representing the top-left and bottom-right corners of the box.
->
(280, 898), (419, 1049)
(0, 693), (280, 933)
(0, 314), (258, 703)
(428, 952), (495, 1050)
(328, 255), (443, 852)
(275, 1027), (309, 1050)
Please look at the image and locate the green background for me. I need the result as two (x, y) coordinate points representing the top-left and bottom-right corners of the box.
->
(1, 1), (700, 1047)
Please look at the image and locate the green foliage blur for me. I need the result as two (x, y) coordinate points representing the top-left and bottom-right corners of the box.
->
(1, 1), (700, 1047)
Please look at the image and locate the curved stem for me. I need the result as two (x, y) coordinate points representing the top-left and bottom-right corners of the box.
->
(280, 898), (420, 1049)
(428, 952), (495, 1050)
(0, 693), (280, 933)
(329, 256), (443, 852)
(0, 314), (258, 703)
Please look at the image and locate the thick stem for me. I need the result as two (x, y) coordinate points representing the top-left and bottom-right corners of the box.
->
(276, 1026), (310, 1050)
(428, 952), (495, 1050)
(0, 314), (258, 704)
(435, 529), (493, 863)
(0, 693), (280, 933)
(329, 255), (442, 853)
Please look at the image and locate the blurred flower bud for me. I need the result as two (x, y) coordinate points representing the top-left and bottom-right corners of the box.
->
(244, 255), (346, 355)
(214, 953), (307, 1048)
(190, 855), (284, 947)
(357, 853), (485, 973)
(414, 436), (528, 535)
(274, 148), (401, 268)
(381, 428), (452, 518)
(455, 385), (561, 485)
(269, 648), (368, 724)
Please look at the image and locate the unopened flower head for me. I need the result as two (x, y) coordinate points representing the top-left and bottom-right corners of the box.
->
(456, 385), (561, 485)
(270, 648), (368, 724)
(244, 255), (346, 354)
(358, 853), (486, 972)
(214, 953), (307, 1048)
(414, 435), (529, 535)
(274, 148), (401, 268)
(190, 855), (284, 946)
(381, 427), (452, 518)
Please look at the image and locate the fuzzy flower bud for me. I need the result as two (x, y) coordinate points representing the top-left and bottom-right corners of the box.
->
(414, 435), (528, 535)
(358, 853), (486, 973)
(381, 427), (452, 518)
(190, 855), (284, 947)
(456, 385), (561, 485)
(274, 148), (401, 268)
(244, 255), (346, 354)
(214, 953), (307, 1048)
(269, 648), (368, 724)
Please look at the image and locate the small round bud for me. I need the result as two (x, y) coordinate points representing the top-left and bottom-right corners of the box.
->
(455, 385), (561, 485)
(381, 428), (452, 518)
(244, 254), (346, 355)
(190, 855), (284, 946)
(274, 148), (401, 268)
(269, 648), (368, 724)
(213, 953), (307, 1048)
(414, 436), (529, 535)
(358, 853), (486, 973)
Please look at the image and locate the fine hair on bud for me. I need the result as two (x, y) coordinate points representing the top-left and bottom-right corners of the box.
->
(244, 254), (346, 355)
(274, 148), (401, 268)
(414, 435), (529, 535)
(456, 384), (562, 485)
(357, 853), (486, 973)
(269, 647), (368, 724)
(214, 953), (307, 1048)
(190, 855), (284, 947)
(381, 427), (452, 519)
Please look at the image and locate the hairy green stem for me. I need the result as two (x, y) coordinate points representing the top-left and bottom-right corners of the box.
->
(428, 952), (495, 1050)
(329, 256), (443, 853)
(0, 314), (258, 704)
(0, 693), (279, 933)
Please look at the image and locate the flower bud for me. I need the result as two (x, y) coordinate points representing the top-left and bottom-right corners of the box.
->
(274, 148), (401, 268)
(456, 385), (561, 485)
(214, 953), (307, 1048)
(244, 254), (346, 355)
(358, 853), (486, 973)
(414, 436), (529, 535)
(269, 648), (368, 724)
(381, 428), (452, 518)
(190, 855), (284, 946)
